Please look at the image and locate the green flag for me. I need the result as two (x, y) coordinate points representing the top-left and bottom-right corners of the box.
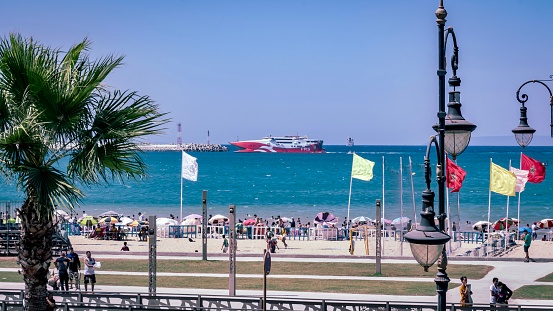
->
(352, 153), (375, 181)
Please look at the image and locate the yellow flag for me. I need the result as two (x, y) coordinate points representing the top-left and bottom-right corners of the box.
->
(352, 154), (375, 181)
(490, 162), (516, 196)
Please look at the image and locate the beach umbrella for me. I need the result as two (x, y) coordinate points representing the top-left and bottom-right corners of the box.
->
(99, 210), (120, 218)
(79, 215), (97, 226)
(380, 218), (392, 225)
(539, 219), (553, 229)
(472, 221), (491, 232)
(209, 214), (229, 224)
(243, 219), (256, 226)
(314, 212), (337, 225)
(55, 210), (70, 220)
(120, 216), (134, 225)
(156, 217), (178, 226)
(352, 216), (373, 224)
(391, 217), (410, 225)
(492, 218), (518, 231)
(184, 214), (202, 220)
(279, 217), (291, 223)
(99, 217), (118, 225)
(182, 218), (200, 226)
(129, 220), (140, 227)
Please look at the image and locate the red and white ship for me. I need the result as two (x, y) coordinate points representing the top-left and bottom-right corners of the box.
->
(230, 135), (325, 153)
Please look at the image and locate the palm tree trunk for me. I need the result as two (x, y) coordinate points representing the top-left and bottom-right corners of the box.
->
(17, 198), (56, 311)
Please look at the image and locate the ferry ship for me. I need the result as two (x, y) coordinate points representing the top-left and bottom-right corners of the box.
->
(230, 135), (325, 153)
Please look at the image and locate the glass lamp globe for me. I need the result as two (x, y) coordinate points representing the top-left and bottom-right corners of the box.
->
(404, 189), (450, 271)
(512, 105), (535, 148)
(433, 91), (476, 159)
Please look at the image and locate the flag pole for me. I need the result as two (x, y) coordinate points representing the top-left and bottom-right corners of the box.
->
(505, 160), (512, 252)
(382, 156), (385, 256)
(408, 157), (417, 227)
(487, 158), (492, 256)
(517, 152), (522, 240)
(399, 157), (403, 256)
(180, 151), (184, 221)
(446, 179), (451, 254)
(347, 153), (354, 228)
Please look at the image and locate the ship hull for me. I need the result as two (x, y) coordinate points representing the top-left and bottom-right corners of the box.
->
(230, 136), (325, 153)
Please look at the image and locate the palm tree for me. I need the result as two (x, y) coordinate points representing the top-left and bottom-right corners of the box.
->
(0, 34), (167, 310)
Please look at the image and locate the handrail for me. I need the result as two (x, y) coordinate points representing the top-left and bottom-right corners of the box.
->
(0, 290), (551, 311)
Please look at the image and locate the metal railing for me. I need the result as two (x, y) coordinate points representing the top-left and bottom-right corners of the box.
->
(0, 290), (551, 311)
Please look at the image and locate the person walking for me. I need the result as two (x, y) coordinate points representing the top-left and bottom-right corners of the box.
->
(67, 247), (81, 290)
(489, 277), (500, 307)
(497, 281), (513, 304)
(459, 276), (472, 306)
(84, 251), (97, 293)
(221, 235), (229, 253)
(523, 230), (532, 262)
(55, 252), (70, 292)
(531, 222), (538, 240)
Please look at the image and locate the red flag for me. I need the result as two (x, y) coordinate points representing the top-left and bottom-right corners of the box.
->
(521, 153), (546, 183)
(446, 157), (466, 192)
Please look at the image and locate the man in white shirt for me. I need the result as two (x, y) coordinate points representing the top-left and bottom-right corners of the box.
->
(531, 222), (538, 240)
(490, 277), (499, 306)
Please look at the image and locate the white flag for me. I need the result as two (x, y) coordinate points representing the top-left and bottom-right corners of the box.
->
(181, 151), (198, 181)
(510, 167), (529, 193)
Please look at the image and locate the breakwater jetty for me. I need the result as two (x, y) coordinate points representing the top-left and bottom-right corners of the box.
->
(138, 143), (228, 152)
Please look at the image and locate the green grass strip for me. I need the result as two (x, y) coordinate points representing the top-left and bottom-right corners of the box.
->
(0, 272), (453, 296)
(0, 258), (491, 280)
(537, 273), (553, 282)
(514, 285), (553, 300)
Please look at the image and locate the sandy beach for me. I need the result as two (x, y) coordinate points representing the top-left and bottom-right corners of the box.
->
(68, 235), (553, 260)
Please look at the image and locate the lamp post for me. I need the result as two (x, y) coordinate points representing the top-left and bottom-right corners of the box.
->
(511, 76), (553, 148)
(405, 2), (476, 311)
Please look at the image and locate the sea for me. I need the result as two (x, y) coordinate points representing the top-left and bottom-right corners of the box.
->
(1, 145), (552, 231)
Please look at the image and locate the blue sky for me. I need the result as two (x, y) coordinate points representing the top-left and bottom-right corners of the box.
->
(2, 0), (553, 146)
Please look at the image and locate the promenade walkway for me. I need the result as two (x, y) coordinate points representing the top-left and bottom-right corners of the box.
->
(1, 253), (552, 307)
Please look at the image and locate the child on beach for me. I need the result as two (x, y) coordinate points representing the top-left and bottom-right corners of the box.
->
(221, 235), (229, 253)
(281, 232), (288, 249)
(269, 237), (279, 253)
(121, 241), (130, 251)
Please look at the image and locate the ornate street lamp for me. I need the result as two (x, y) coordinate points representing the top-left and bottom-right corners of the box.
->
(405, 137), (450, 272)
(432, 28), (476, 160)
(512, 77), (553, 148)
(406, 2), (476, 311)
